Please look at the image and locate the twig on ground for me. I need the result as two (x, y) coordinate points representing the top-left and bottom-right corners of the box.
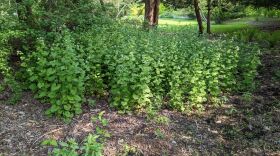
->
(32, 127), (64, 145)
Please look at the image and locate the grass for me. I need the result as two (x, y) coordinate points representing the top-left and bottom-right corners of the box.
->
(210, 17), (280, 33)
(158, 17), (252, 33)
(158, 18), (197, 26)
(158, 17), (280, 46)
(211, 24), (251, 33)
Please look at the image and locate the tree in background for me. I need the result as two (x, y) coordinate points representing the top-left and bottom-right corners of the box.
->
(162, 0), (192, 8)
(144, 0), (160, 28)
(194, 0), (204, 34)
(207, 0), (211, 34)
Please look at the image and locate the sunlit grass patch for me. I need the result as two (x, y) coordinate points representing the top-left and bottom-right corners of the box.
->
(212, 24), (251, 33)
(159, 18), (197, 26)
(158, 17), (252, 33)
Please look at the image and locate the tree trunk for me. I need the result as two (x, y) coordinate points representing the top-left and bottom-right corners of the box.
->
(207, 0), (211, 34)
(144, 0), (160, 28)
(194, 0), (203, 34)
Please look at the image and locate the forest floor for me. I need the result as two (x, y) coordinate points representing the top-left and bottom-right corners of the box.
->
(0, 33), (280, 155)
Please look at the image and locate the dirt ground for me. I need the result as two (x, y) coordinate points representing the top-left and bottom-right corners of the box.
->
(0, 47), (280, 155)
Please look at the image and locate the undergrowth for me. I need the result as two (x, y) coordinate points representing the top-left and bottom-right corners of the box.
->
(76, 25), (260, 112)
(1, 23), (261, 120)
(41, 112), (109, 156)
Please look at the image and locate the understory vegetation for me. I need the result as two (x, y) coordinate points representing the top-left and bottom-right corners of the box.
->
(1, 21), (260, 120)
(41, 111), (110, 155)
(0, 1), (262, 121)
(1, 0), (280, 155)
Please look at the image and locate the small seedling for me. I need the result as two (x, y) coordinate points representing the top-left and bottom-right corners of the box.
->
(82, 134), (103, 156)
(241, 92), (253, 104)
(41, 138), (58, 147)
(154, 115), (170, 125)
(155, 128), (165, 139)
(91, 111), (111, 140)
(41, 111), (110, 156)
(146, 105), (157, 120)
(121, 144), (138, 156)
(225, 107), (238, 116)
(91, 111), (109, 127)
(52, 139), (79, 156)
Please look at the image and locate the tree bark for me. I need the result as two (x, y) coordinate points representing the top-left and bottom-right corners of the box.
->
(194, 0), (203, 34)
(144, 0), (160, 28)
(207, 0), (211, 34)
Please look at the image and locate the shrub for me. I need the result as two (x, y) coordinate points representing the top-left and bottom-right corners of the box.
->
(244, 6), (280, 18)
(0, 30), (24, 104)
(23, 30), (86, 120)
(212, 3), (245, 24)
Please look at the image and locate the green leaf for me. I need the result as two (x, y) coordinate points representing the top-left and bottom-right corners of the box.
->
(64, 105), (71, 111)
(41, 139), (58, 147)
(101, 119), (108, 126)
(51, 83), (61, 92)
(38, 91), (47, 98)
(37, 82), (44, 88)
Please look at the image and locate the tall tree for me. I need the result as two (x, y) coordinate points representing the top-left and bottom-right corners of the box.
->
(206, 0), (211, 34)
(194, 0), (204, 34)
(144, 0), (160, 28)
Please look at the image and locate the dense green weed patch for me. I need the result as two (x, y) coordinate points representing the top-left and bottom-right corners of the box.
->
(72, 25), (260, 112)
(1, 23), (260, 119)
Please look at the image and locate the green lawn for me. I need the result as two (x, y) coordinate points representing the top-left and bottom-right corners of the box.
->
(158, 17), (280, 46)
(159, 17), (252, 33)
(159, 18), (197, 26)
(211, 24), (251, 33)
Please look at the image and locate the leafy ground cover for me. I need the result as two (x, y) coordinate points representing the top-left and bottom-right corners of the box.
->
(1, 23), (260, 121)
(0, 45), (279, 155)
(1, 20), (280, 155)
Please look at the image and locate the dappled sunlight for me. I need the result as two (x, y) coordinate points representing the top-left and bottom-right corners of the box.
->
(159, 18), (197, 26)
